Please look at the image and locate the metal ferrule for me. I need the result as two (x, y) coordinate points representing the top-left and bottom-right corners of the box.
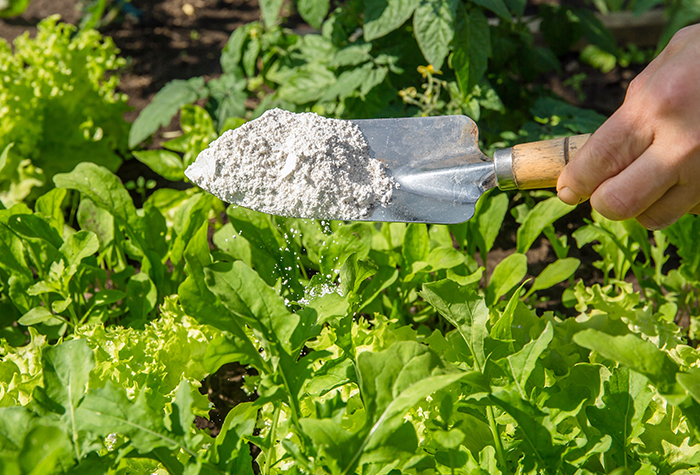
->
(494, 147), (516, 190)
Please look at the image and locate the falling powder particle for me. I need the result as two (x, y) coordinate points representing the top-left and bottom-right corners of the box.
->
(185, 108), (395, 220)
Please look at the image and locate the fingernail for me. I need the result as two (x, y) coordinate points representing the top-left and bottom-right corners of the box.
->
(558, 187), (584, 205)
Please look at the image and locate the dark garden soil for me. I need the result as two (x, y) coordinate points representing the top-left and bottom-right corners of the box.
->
(0, 0), (661, 440)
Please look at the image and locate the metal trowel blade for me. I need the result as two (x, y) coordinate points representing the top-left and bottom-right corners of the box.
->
(352, 115), (496, 224)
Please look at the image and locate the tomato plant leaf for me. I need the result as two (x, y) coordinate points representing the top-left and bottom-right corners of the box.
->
(470, 0), (511, 19)
(364, 0), (421, 41)
(452, 7), (490, 95)
(413, 0), (457, 71)
(298, 0), (330, 29)
(259, 0), (284, 27)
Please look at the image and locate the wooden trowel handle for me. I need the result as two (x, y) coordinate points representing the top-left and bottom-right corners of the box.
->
(494, 134), (590, 190)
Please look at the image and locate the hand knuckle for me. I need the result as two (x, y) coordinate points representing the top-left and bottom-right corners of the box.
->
(591, 187), (637, 221)
(586, 138), (626, 178)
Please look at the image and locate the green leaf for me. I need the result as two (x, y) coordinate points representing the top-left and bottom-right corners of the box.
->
(129, 77), (208, 148)
(321, 63), (370, 102)
(76, 198), (114, 251)
(517, 197), (575, 254)
(126, 273), (157, 321)
(574, 7), (617, 54)
(0, 0), (31, 17)
(573, 329), (679, 391)
(169, 193), (214, 268)
(76, 380), (195, 456)
(259, 0), (284, 27)
(206, 402), (257, 471)
(18, 425), (75, 474)
(203, 333), (267, 374)
(585, 367), (652, 464)
(507, 322), (553, 398)
(332, 44), (373, 67)
(179, 226), (263, 375)
(226, 207), (303, 296)
(677, 369), (700, 405)
(277, 63), (336, 104)
(491, 390), (564, 470)
(299, 418), (357, 472)
(37, 340), (95, 458)
(470, 0), (510, 19)
(203, 260), (299, 355)
(470, 190), (508, 258)
(132, 150), (185, 181)
(423, 246), (465, 271)
(320, 223), (373, 275)
(339, 254), (378, 298)
(348, 341), (470, 473)
(364, 0), (421, 41)
(403, 223), (430, 269)
(525, 258), (579, 297)
(503, 0), (526, 17)
(54, 163), (139, 231)
(421, 279), (489, 369)
(220, 24), (251, 74)
(18, 307), (62, 326)
(35, 188), (67, 234)
(413, 0), (457, 71)
(487, 253), (527, 305)
(8, 213), (63, 250)
(452, 7), (490, 95)
(59, 231), (99, 275)
(298, 0), (330, 29)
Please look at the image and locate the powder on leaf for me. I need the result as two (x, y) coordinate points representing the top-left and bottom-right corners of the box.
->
(185, 109), (395, 220)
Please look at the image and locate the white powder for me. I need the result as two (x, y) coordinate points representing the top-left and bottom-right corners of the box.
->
(184, 108), (395, 220)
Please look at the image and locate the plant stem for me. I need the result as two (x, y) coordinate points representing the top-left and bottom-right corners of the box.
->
(264, 403), (282, 475)
(487, 405), (508, 472)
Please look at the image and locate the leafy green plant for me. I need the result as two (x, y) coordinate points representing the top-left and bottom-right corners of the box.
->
(0, 16), (130, 205)
(4, 187), (700, 473)
(0, 163), (223, 344)
(0, 0), (31, 17)
(129, 0), (593, 151)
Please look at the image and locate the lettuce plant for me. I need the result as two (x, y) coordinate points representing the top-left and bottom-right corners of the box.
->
(0, 16), (129, 205)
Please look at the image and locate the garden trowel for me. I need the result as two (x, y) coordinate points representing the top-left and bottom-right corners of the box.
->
(352, 115), (590, 224)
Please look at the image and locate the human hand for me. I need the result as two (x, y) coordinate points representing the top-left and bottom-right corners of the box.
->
(557, 23), (700, 230)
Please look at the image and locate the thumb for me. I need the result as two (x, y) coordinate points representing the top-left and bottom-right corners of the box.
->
(556, 106), (652, 205)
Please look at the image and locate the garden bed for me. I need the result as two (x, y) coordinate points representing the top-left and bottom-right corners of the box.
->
(2, 1), (700, 474)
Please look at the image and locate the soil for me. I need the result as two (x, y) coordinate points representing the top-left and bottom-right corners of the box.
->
(0, 0), (658, 447)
